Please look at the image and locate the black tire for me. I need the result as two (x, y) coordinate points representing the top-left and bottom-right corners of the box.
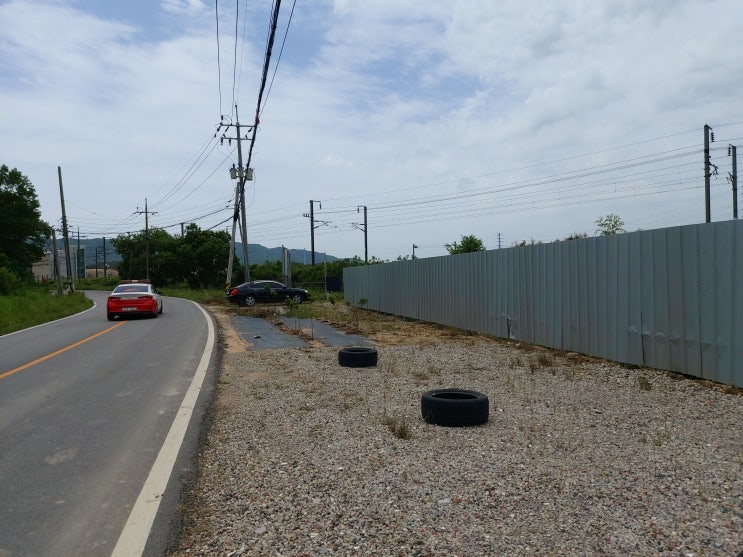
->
(158, 302), (163, 314)
(338, 346), (378, 367)
(291, 293), (304, 304)
(421, 389), (489, 427)
(244, 295), (257, 307)
(107, 313), (115, 321)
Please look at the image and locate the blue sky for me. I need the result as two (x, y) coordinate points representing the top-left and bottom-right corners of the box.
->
(2, 0), (742, 260)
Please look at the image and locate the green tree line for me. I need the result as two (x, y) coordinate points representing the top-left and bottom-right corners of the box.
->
(113, 224), (368, 289)
(0, 165), (48, 293)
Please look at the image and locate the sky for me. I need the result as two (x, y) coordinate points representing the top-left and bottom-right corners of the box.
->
(2, 0), (742, 262)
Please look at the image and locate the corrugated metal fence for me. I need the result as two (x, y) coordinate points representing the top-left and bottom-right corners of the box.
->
(343, 220), (743, 388)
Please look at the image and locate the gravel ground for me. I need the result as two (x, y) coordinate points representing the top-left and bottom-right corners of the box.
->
(170, 308), (743, 557)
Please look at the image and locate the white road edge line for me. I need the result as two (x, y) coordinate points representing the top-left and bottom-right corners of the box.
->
(111, 301), (215, 557)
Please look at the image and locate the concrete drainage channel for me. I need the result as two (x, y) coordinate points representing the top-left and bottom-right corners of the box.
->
(230, 315), (489, 428)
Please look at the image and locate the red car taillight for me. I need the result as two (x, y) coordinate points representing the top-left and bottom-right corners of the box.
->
(230, 288), (238, 296)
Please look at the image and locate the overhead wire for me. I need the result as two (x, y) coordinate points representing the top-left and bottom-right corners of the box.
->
(67, 119), (742, 254)
(215, 0), (222, 115)
(197, 124), (741, 247)
(261, 0), (296, 115)
(231, 0), (240, 112)
(149, 131), (225, 210)
(237, 136), (732, 247)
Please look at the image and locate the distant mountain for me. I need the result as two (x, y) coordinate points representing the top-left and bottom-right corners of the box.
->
(56, 238), (338, 267)
(239, 244), (339, 265)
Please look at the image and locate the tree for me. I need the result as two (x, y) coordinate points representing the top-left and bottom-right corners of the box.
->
(113, 225), (237, 288)
(0, 165), (49, 281)
(595, 213), (625, 236)
(563, 232), (588, 241)
(179, 224), (234, 288)
(444, 234), (486, 254)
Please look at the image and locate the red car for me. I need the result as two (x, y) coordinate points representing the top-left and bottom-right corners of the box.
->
(106, 281), (163, 321)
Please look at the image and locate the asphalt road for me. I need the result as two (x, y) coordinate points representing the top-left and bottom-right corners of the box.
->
(0, 291), (217, 556)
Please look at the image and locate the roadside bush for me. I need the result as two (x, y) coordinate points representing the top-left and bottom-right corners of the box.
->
(0, 267), (23, 294)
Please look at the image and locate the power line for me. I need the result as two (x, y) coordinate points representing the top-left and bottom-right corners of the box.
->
(261, 0), (296, 115)
(150, 132), (226, 210)
(215, 0), (222, 115)
(231, 0), (240, 111)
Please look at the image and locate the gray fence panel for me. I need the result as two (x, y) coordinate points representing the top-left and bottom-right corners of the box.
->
(680, 225), (702, 374)
(733, 222), (743, 387)
(604, 236), (619, 362)
(343, 220), (743, 387)
(493, 249), (508, 338)
(626, 232), (644, 366)
(666, 226), (686, 372)
(698, 225), (718, 377)
(713, 221), (739, 384)
(588, 238), (601, 357)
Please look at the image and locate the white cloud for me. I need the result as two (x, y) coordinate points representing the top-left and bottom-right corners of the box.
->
(1, 0), (742, 260)
(160, 0), (207, 17)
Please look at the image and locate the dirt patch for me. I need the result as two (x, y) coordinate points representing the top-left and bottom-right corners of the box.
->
(207, 301), (476, 349)
(204, 305), (248, 354)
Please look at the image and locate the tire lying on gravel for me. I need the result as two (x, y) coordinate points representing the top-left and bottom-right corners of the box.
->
(421, 389), (489, 427)
(338, 346), (378, 367)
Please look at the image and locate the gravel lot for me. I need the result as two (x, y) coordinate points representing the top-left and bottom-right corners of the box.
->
(170, 305), (742, 556)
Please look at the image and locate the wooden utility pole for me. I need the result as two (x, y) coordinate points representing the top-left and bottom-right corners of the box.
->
(58, 166), (74, 292)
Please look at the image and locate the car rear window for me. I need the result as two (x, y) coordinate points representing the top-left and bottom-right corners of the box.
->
(114, 285), (149, 293)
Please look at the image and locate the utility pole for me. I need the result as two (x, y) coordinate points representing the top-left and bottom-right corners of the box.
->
(236, 107), (250, 283)
(221, 109), (254, 288)
(353, 205), (368, 263)
(135, 199), (157, 281)
(51, 228), (63, 296)
(498, 232), (502, 249)
(704, 124), (713, 223)
(58, 166), (74, 292)
(412, 244), (418, 259)
(223, 0), (281, 285)
(729, 144), (738, 219)
(103, 237), (108, 278)
(304, 200), (321, 265)
(76, 227), (85, 279)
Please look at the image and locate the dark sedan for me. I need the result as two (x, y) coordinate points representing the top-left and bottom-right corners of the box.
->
(225, 280), (310, 307)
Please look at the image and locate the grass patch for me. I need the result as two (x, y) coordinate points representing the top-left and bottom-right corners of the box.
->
(536, 353), (555, 367)
(0, 290), (93, 335)
(160, 287), (227, 305)
(383, 415), (412, 439)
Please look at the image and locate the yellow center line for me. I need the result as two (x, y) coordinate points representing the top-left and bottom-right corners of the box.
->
(0, 321), (127, 380)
